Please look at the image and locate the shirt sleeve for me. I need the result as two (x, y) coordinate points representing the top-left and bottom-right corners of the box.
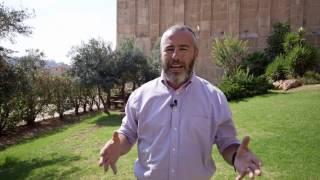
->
(214, 91), (240, 153)
(117, 92), (138, 145)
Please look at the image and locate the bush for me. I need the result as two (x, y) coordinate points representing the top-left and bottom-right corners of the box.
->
(286, 45), (317, 77)
(219, 69), (271, 100)
(283, 30), (305, 53)
(265, 55), (290, 81)
(300, 71), (320, 84)
(212, 36), (248, 77)
(264, 22), (291, 60)
(241, 52), (270, 76)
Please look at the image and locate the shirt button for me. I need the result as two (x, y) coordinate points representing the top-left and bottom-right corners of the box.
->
(174, 128), (177, 131)
(171, 169), (175, 173)
(172, 148), (176, 151)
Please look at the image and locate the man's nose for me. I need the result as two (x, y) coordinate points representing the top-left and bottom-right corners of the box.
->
(172, 49), (179, 60)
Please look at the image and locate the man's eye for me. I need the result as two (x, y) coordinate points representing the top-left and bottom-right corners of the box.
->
(165, 48), (174, 52)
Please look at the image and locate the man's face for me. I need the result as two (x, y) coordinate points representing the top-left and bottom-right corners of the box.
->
(161, 31), (198, 87)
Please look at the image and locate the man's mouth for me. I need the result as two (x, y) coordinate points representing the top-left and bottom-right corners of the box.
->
(170, 64), (184, 69)
(169, 65), (184, 72)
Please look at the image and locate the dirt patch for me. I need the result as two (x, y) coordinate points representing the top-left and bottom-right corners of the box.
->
(286, 84), (320, 92)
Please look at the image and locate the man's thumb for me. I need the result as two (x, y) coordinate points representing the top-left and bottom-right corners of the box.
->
(239, 136), (250, 152)
(112, 131), (120, 143)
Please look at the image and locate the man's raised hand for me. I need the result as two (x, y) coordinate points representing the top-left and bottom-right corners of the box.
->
(235, 136), (262, 180)
(99, 131), (121, 175)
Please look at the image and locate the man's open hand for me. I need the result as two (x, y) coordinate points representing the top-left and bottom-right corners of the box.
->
(235, 136), (262, 180)
(99, 131), (121, 174)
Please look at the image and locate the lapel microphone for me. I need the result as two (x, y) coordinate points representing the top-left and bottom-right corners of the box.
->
(170, 99), (178, 108)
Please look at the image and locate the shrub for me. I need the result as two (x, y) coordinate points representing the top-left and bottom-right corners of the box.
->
(212, 36), (248, 77)
(241, 52), (270, 76)
(283, 29), (306, 53)
(300, 71), (320, 84)
(265, 55), (290, 81)
(219, 69), (271, 100)
(264, 22), (291, 60)
(286, 45), (317, 77)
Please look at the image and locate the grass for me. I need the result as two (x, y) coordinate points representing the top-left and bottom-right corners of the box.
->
(0, 87), (319, 179)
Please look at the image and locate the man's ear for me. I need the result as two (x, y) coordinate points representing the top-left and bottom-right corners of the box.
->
(194, 47), (199, 59)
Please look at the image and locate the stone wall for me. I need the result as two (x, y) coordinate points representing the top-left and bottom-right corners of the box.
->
(117, 0), (320, 84)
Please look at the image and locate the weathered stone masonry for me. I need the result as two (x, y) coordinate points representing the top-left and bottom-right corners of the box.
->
(117, 0), (320, 83)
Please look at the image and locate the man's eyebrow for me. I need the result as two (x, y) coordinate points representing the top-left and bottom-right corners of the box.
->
(178, 44), (190, 48)
(164, 45), (174, 49)
(164, 44), (190, 49)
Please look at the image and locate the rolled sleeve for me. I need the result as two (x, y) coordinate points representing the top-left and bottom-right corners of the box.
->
(117, 93), (138, 145)
(215, 92), (240, 153)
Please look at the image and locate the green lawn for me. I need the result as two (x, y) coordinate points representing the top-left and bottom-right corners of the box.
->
(0, 88), (319, 180)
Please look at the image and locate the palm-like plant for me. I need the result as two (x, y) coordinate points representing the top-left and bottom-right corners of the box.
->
(212, 36), (248, 77)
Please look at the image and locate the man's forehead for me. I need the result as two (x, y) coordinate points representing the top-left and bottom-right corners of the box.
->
(163, 31), (194, 46)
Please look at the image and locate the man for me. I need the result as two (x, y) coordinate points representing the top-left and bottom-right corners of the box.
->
(99, 24), (262, 180)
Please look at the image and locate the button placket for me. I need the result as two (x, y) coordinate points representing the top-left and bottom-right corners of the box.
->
(169, 94), (179, 180)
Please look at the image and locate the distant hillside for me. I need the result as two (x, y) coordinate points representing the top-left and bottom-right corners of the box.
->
(45, 60), (70, 68)
(45, 60), (70, 76)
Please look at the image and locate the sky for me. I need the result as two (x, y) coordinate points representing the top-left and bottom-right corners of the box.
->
(1, 0), (116, 64)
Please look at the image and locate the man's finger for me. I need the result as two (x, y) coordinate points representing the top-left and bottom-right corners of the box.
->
(254, 169), (262, 176)
(236, 168), (247, 180)
(99, 157), (104, 167)
(104, 159), (110, 172)
(100, 143), (109, 156)
(239, 136), (250, 152)
(110, 162), (118, 175)
(248, 169), (254, 179)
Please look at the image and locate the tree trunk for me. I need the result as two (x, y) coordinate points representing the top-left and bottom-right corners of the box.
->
(98, 87), (110, 115)
(74, 105), (79, 115)
(59, 112), (64, 119)
(107, 89), (111, 108)
(121, 82), (125, 100)
(94, 99), (100, 110)
(26, 117), (35, 126)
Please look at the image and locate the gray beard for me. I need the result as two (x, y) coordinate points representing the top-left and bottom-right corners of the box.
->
(163, 58), (195, 87)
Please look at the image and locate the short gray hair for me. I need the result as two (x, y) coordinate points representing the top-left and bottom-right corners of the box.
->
(160, 24), (198, 51)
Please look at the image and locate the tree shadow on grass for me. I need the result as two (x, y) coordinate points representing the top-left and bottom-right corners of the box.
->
(92, 114), (123, 127)
(0, 111), (104, 151)
(0, 153), (81, 180)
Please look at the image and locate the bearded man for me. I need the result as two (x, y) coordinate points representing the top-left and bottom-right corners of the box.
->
(99, 24), (262, 180)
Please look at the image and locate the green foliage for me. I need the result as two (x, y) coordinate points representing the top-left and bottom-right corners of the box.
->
(219, 69), (271, 100)
(0, 2), (34, 41)
(12, 49), (48, 126)
(70, 38), (115, 114)
(49, 76), (73, 119)
(264, 22), (291, 60)
(286, 45), (317, 77)
(265, 55), (289, 81)
(300, 71), (320, 85)
(116, 39), (159, 84)
(70, 38), (116, 89)
(0, 59), (21, 133)
(266, 26), (318, 80)
(212, 36), (248, 76)
(147, 38), (161, 80)
(241, 52), (270, 76)
(283, 28), (306, 53)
